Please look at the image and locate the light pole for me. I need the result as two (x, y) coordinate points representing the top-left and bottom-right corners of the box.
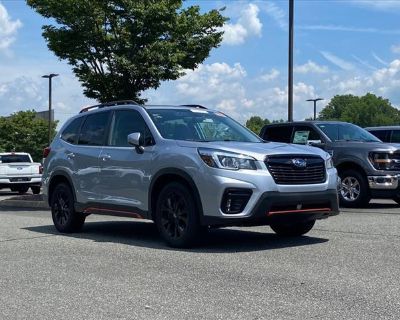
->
(288, 0), (294, 122)
(306, 98), (324, 120)
(42, 73), (58, 145)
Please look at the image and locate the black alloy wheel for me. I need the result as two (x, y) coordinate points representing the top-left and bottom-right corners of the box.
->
(155, 182), (201, 248)
(51, 183), (85, 233)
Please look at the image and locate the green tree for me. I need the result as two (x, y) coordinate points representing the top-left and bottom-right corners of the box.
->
(27, 0), (227, 103)
(245, 116), (270, 134)
(319, 93), (400, 127)
(0, 111), (58, 162)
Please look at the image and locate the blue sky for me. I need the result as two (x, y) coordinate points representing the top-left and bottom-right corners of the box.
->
(1, 0), (400, 127)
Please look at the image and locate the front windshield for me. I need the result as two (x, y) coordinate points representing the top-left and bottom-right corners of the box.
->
(147, 108), (262, 143)
(317, 123), (381, 142)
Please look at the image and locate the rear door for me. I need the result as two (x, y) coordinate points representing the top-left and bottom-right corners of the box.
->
(73, 111), (111, 204)
(98, 109), (155, 211)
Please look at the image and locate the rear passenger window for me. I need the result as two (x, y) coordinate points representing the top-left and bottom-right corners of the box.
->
(262, 126), (293, 143)
(391, 130), (400, 143)
(61, 117), (83, 144)
(78, 112), (110, 146)
(369, 130), (389, 142)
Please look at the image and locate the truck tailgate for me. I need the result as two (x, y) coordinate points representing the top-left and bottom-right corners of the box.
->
(0, 163), (38, 176)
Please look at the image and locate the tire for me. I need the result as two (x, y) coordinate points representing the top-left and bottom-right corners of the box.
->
(50, 183), (85, 233)
(270, 219), (315, 236)
(31, 186), (41, 195)
(10, 187), (17, 192)
(155, 182), (202, 248)
(339, 169), (370, 208)
(18, 187), (29, 194)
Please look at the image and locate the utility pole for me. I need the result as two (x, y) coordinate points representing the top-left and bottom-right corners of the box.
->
(306, 98), (324, 120)
(42, 73), (59, 145)
(288, 0), (294, 122)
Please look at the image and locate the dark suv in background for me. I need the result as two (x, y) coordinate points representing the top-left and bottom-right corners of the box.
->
(365, 126), (400, 143)
(260, 121), (400, 207)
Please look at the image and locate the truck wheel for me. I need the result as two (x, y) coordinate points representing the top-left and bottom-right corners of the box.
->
(51, 183), (85, 233)
(270, 219), (315, 236)
(339, 169), (370, 207)
(31, 186), (41, 195)
(155, 182), (201, 248)
(18, 187), (29, 194)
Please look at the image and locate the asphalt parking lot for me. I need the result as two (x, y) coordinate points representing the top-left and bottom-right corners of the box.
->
(0, 191), (399, 320)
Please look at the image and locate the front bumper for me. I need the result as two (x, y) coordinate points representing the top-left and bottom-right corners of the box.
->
(368, 175), (400, 190)
(202, 189), (339, 227)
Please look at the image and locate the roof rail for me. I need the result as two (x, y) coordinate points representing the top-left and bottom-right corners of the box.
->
(79, 100), (139, 113)
(180, 104), (207, 109)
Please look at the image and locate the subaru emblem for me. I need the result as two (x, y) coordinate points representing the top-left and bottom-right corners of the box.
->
(292, 158), (307, 168)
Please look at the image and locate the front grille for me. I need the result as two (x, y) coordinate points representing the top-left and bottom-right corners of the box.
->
(265, 155), (326, 185)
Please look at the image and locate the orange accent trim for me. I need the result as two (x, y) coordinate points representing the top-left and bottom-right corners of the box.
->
(268, 207), (331, 215)
(84, 207), (143, 219)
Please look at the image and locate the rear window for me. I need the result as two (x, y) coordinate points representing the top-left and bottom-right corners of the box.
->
(0, 154), (31, 163)
(262, 126), (293, 143)
(391, 130), (400, 143)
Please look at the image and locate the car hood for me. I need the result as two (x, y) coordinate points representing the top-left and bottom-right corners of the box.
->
(176, 141), (329, 161)
(333, 141), (400, 152)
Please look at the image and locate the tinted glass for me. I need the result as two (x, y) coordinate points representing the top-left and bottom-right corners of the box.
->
(0, 154), (31, 163)
(292, 126), (322, 144)
(147, 109), (262, 143)
(109, 110), (153, 147)
(78, 112), (110, 146)
(262, 126), (292, 143)
(391, 130), (400, 143)
(317, 123), (380, 142)
(61, 117), (83, 144)
(369, 130), (390, 142)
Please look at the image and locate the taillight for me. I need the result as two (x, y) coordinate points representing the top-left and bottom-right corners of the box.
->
(43, 147), (51, 158)
(39, 165), (43, 174)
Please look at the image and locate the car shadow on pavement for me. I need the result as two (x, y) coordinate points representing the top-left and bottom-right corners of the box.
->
(23, 220), (328, 253)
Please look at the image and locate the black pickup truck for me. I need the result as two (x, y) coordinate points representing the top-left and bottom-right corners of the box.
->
(260, 121), (400, 207)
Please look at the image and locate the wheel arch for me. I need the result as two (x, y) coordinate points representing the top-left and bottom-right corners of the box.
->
(336, 161), (367, 178)
(149, 168), (204, 222)
(47, 171), (76, 206)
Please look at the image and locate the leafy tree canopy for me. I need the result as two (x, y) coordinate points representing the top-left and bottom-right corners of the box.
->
(318, 93), (400, 127)
(0, 111), (58, 162)
(245, 116), (285, 134)
(27, 0), (227, 104)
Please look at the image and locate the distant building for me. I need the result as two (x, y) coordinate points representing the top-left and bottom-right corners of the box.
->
(34, 110), (54, 122)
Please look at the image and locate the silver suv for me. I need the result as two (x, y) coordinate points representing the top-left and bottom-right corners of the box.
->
(43, 101), (339, 247)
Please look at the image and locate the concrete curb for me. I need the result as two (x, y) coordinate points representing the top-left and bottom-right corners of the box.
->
(0, 199), (49, 210)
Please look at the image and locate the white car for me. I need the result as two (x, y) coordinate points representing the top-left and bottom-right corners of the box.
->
(0, 152), (42, 194)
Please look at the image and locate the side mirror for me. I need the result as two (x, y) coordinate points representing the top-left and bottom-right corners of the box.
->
(307, 140), (325, 148)
(127, 132), (144, 153)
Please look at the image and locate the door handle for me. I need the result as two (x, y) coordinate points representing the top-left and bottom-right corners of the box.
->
(67, 152), (75, 159)
(101, 154), (111, 161)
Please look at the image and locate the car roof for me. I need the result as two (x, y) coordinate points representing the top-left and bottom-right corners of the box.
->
(365, 126), (400, 130)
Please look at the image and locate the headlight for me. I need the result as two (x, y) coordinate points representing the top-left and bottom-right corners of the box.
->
(369, 152), (400, 171)
(325, 156), (334, 169)
(198, 148), (257, 170)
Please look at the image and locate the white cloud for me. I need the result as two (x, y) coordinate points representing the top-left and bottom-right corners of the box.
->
(299, 24), (400, 35)
(391, 44), (400, 54)
(222, 3), (262, 45)
(294, 61), (329, 74)
(320, 51), (355, 71)
(372, 52), (388, 66)
(259, 68), (280, 81)
(351, 0), (400, 11)
(0, 3), (22, 53)
(261, 2), (287, 31)
(351, 55), (377, 70)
